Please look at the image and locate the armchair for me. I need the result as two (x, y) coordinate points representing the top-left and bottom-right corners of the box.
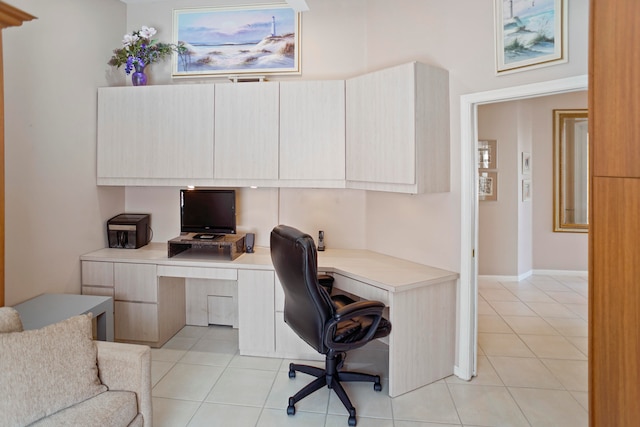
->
(270, 225), (391, 426)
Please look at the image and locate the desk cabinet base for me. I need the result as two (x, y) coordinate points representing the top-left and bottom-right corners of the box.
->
(115, 277), (185, 348)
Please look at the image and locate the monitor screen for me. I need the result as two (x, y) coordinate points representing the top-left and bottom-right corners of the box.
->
(180, 189), (236, 235)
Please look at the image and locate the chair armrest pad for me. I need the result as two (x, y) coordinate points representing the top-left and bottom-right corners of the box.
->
(95, 341), (152, 426)
(326, 300), (386, 351)
(334, 300), (385, 321)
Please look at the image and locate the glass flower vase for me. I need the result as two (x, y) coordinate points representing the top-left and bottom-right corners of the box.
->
(131, 64), (148, 86)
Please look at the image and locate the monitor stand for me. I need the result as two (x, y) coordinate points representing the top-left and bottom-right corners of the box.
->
(168, 233), (246, 260)
(193, 233), (223, 240)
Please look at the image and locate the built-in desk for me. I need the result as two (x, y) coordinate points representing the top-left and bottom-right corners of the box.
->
(80, 243), (458, 397)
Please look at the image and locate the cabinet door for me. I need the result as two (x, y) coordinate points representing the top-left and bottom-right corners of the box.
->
(115, 301), (158, 342)
(237, 269), (275, 354)
(214, 82), (279, 180)
(346, 63), (416, 185)
(346, 62), (449, 193)
(114, 263), (157, 303)
(97, 85), (215, 180)
(279, 80), (345, 182)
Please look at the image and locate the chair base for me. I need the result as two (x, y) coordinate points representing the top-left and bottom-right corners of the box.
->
(287, 352), (382, 427)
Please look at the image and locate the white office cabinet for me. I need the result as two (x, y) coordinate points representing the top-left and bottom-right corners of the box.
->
(97, 84), (215, 184)
(214, 82), (279, 180)
(346, 61), (450, 194)
(237, 269), (275, 355)
(279, 80), (346, 185)
(115, 301), (159, 342)
(114, 263), (157, 303)
(113, 263), (185, 347)
(81, 261), (114, 297)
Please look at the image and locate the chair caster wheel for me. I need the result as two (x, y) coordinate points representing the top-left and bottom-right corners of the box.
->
(348, 415), (357, 426)
(287, 405), (296, 416)
(374, 382), (382, 392)
(288, 370), (296, 378)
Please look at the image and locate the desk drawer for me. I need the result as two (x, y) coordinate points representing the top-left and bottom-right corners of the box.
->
(158, 265), (237, 280)
(115, 263), (157, 303)
(82, 261), (114, 286)
(332, 274), (389, 305)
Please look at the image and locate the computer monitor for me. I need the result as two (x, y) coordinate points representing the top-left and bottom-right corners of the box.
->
(180, 189), (236, 235)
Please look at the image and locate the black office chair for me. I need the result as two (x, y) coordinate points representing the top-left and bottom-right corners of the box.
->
(270, 225), (392, 427)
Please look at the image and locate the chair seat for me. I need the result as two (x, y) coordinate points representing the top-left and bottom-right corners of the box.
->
(331, 294), (391, 344)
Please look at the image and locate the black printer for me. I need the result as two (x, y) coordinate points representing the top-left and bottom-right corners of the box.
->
(107, 214), (150, 249)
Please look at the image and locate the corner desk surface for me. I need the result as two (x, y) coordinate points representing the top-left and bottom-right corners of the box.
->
(81, 243), (459, 397)
(81, 243), (458, 292)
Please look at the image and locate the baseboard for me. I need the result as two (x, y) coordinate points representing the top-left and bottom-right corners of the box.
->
(453, 364), (473, 381)
(478, 270), (532, 282)
(479, 270), (587, 281)
(532, 269), (588, 277)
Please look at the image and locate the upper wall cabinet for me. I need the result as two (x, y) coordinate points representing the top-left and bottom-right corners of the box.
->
(95, 61), (450, 193)
(279, 80), (346, 187)
(214, 82), (280, 181)
(97, 85), (215, 185)
(346, 62), (450, 194)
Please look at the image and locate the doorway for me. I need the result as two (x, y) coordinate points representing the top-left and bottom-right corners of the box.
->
(456, 74), (588, 380)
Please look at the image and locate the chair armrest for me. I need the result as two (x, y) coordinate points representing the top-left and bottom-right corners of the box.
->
(95, 341), (152, 426)
(325, 300), (386, 351)
(334, 300), (385, 320)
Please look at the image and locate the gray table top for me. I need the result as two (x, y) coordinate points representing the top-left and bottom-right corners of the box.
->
(13, 293), (113, 330)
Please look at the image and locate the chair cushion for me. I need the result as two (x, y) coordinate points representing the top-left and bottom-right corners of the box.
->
(0, 307), (23, 333)
(0, 314), (107, 426)
(29, 390), (139, 427)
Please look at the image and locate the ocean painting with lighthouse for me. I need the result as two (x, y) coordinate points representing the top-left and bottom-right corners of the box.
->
(173, 5), (300, 77)
(495, 0), (566, 73)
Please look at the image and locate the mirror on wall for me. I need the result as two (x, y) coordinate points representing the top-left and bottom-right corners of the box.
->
(553, 109), (589, 233)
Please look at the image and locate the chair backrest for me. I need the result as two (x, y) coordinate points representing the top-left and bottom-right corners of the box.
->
(270, 225), (334, 354)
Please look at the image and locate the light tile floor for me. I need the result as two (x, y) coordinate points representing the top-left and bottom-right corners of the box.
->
(151, 274), (588, 427)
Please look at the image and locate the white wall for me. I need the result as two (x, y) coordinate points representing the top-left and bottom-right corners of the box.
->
(122, 0), (589, 274)
(3, 0), (126, 305)
(476, 91), (588, 276)
(3, 0), (589, 304)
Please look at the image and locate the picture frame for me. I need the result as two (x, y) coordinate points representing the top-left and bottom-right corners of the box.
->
(479, 171), (498, 201)
(494, 0), (568, 74)
(478, 140), (497, 170)
(522, 179), (532, 202)
(172, 5), (301, 78)
(522, 152), (531, 174)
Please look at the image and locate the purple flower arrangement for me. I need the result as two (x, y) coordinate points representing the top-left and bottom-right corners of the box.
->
(108, 26), (184, 75)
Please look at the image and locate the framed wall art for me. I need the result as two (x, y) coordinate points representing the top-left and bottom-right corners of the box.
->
(172, 5), (301, 77)
(494, 0), (567, 74)
(478, 140), (497, 170)
(479, 171), (498, 202)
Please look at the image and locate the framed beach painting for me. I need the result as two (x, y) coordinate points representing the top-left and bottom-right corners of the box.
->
(172, 5), (301, 77)
(494, 0), (567, 74)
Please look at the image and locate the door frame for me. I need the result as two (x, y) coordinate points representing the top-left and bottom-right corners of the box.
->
(456, 74), (589, 380)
